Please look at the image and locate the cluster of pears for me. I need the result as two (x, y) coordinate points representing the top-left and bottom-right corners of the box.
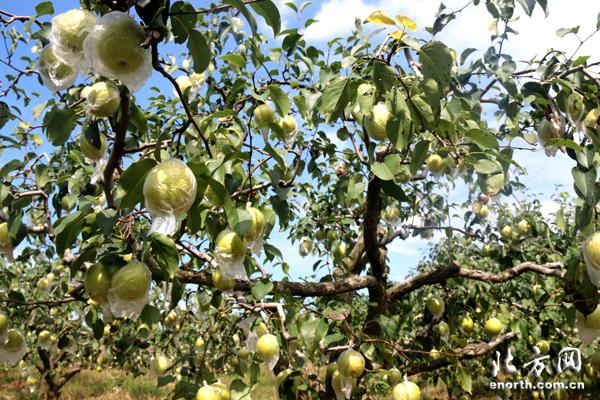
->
(40, 8), (152, 92)
(84, 260), (152, 320)
(253, 103), (298, 147)
(213, 206), (266, 282)
(498, 218), (531, 243)
(195, 382), (231, 400)
(426, 295), (504, 339)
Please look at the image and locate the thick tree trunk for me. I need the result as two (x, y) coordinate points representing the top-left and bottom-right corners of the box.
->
(363, 176), (388, 335)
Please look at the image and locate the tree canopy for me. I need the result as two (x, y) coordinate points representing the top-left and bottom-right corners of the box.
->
(1, 0), (600, 399)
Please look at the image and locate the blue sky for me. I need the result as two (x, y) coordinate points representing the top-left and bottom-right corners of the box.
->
(1, 0), (593, 284)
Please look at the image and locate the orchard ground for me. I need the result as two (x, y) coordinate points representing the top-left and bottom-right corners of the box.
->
(0, 368), (507, 400)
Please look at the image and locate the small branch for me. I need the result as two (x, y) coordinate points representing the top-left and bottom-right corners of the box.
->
(0, 10), (42, 27)
(387, 261), (563, 300)
(403, 48), (422, 78)
(103, 87), (130, 208)
(124, 139), (172, 154)
(406, 332), (517, 375)
(239, 302), (293, 341)
(169, 0), (266, 15)
(363, 176), (388, 334)
(151, 43), (212, 157)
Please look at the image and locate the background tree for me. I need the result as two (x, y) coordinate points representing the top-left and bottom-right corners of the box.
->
(0, 0), (599, 399)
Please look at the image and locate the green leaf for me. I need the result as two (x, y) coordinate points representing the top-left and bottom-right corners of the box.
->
(197, 175), (240, 232)
(572, 167), (599, 207)
(222, 53), (246, 68)
(300, 318), (328, 353)
(545, 138), (584, 153)
(474, 159), (502, 175)
(96, 209), (118, 235)
(373, 61), (396, 93)
(268, 85), (291, 116)
(54, 208), (89, 255)
(224, 0), (257, 34)
(410, 140), (430, 175)
(0, 159), (24, 177)
(457, 368), (473, 393)
(251, 0), (281, 36)
(371, 162), (395, 181)
(251, 279), (274, 300)
(170, 1), (198, 44)
(35, 1), (54, 16)
(465, 129), (499, 150)
(150, 234), (180, 279)
(460, 48), (477, 65)
(0, 101), (12, 129)
(44, 106), (77, 146)
(188, 30), (210, 73)
(537, 0), (548, 16)
(119, 158), (158, 209)
(140, 305), (161, 325)
(516, 0), (536, 16)
(375, 314), (398, 338)
(130, 103), (148, 134)
(419, 41), (453, 92)
(318, 76), (349, 123)
(381, 180), (409, 203)
(282, 32), (302, 55)
(556, 26), (579, 38)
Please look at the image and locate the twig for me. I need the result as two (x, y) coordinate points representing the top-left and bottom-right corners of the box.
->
(103, 87), (130, 208)
(150, 43), (212, 157)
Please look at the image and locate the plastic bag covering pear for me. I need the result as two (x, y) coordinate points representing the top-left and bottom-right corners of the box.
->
(256, 333), (279, 374)
(332, 370), (354, 400)
(537, 116), (564, 157)
(84, 81), (121, 118)
(0, 329), (27, 366)
(83, 11), (152, 92)
(215, 228), (247, 280)
(337, 349), (364, 399)
(143, 159), (197, 236)
(38, 45), (78, 92)
(0, 313), (7, 345)
(245, 206), (266, 255)
(364, 103), (390, 141)
(278, 115), (298, 148)
(50, 9), (97, 71)
(80, 126), (108, 184)
(584, 232), (600, 288)
(576, 305), (600, 345)
(0, 222), (14, 262)
(108, 261), (151, 320)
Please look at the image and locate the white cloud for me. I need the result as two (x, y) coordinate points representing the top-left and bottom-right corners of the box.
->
(303, 0), (600, 61)
(304, 0), (374, 41)
(387, 234), (426, 256)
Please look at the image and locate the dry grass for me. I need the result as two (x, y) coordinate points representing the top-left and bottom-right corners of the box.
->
(0, 369), (166, 400)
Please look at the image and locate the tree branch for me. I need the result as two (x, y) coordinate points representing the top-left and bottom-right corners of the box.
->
(150, 43), (212, 157)
(103, 87), (130, 208)
(169, 0), (266, 15)
(406, 331), (517, 376)
(387, 261), (563, 300)
(176, 269), (377, 297)
(363, 176), (388, 334)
